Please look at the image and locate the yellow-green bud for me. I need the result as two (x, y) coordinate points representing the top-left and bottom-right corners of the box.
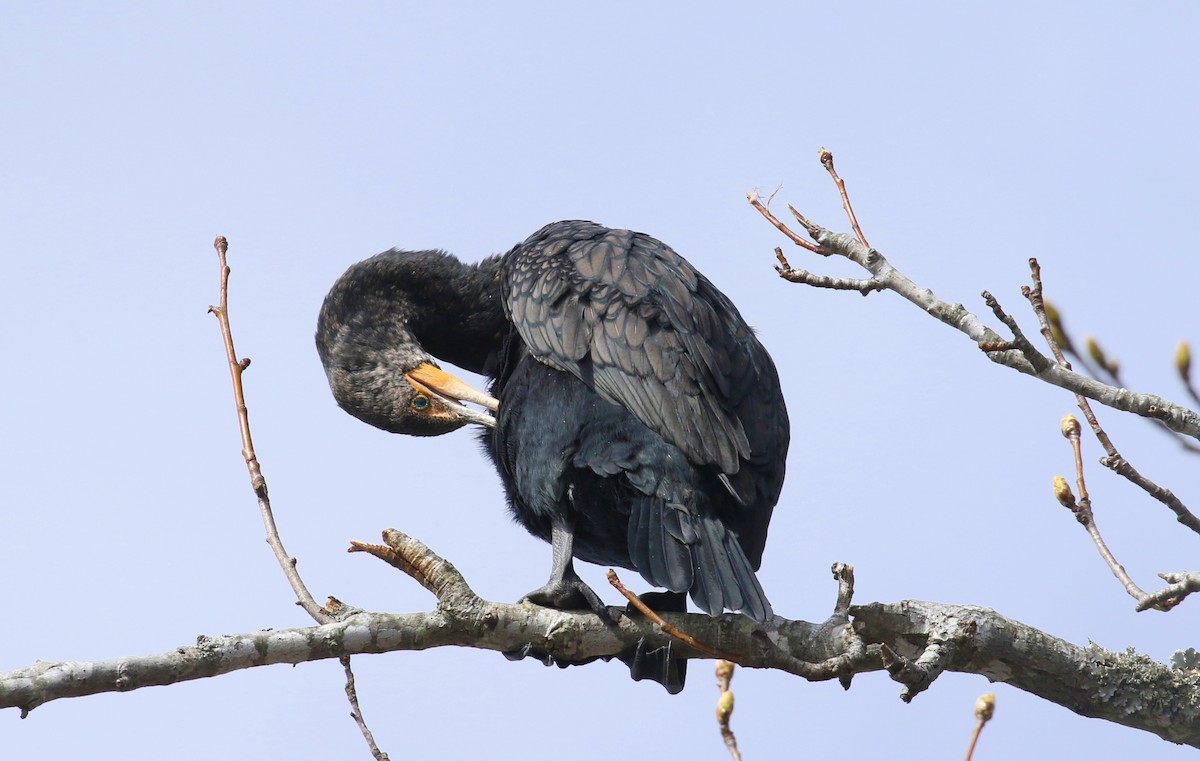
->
(975, 692), (996, 722)
(1060, 414), (1081, 439)
(1086, 336), (1105, 366)
(1044, 301), (1068, 349)
(716, 690), (735, 721)
(1176, 340), (1192, 379)
(715, 659), (734, 683)
(1053, 475), (1075, 508)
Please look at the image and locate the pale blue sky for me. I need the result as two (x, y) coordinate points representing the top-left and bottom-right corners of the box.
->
(3, 3), (1199, 759)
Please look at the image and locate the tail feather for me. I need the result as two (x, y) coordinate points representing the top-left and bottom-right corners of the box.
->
(629, 494), (772, 622)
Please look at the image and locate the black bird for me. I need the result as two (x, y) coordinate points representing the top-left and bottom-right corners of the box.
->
(317, 220), (789, 692)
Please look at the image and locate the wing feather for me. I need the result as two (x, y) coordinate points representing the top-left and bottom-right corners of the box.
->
(503, 221), (777, 475)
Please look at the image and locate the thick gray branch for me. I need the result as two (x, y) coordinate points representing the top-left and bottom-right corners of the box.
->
(3, 597), (1197, 747)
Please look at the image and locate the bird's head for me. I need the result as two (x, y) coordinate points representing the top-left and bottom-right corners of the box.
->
(396, 360), (499, 434)
(315, 255), (500, 436)
(321, 342), (498, 436)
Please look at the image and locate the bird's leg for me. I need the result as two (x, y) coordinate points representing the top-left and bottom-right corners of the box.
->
(521, 518), (614, 623)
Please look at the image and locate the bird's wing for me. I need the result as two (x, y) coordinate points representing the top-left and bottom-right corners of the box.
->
(503, 221), (775, 474)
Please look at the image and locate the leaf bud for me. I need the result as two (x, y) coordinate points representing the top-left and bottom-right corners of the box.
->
(1053, 475), (1075, 508)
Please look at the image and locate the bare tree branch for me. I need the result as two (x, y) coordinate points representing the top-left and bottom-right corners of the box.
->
(750, 202), (1200, 442)
(3, 535), (1197, 748)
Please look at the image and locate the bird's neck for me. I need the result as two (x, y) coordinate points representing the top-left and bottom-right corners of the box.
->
(399, 253), (506, 376)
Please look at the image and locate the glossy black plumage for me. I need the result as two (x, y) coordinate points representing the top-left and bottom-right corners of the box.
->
(494, 222), (788, 621)
(316, 220), (789, 692)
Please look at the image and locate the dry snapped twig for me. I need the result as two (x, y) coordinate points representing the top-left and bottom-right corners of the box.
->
(715, 660), (741, 761)
(207, 236), (387, 761)
(747, 191), (823, 253)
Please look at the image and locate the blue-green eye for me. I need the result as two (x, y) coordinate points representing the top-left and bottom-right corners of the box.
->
(412, 395), (430, 410)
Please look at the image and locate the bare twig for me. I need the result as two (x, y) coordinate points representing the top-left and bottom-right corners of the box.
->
(1056, 417), (1147, 601)
(341, 656), (389, 761)
(751, 563), (873, 684)
(1053, 314), (1199, 455)
(1137, 572), (1200, 612)
(819, 148), (869, 247)
(747, 191), (824, 253)
(605, 569), (740, 661)
(715, 660), (742, 761)
(208, 236), (328, 623)
(775, 248), (884, 294)
(1022, 260), (1200, 533)
(753, 191), (1200, 442)
(207, 236), (387, 758)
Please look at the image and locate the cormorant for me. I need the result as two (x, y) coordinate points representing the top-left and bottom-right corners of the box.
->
(316, 220), (789, 692)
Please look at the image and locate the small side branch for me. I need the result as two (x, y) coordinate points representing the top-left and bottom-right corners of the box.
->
(747, 191), (824, 254)
(207, 236), (384, 757)
(774, 248), (884, 294)
(350, 529), (480, 610)
(819, 148), (870, 248)
(753, 170), (1200, 442)
(605, 570), (741, 661)
(1026, 269), (1200, 536)
(340, 656), (388, 761)
(207, 236), (328, 624)
(1054, 417), (1147, 602)
(1137, 572), (1200, 612)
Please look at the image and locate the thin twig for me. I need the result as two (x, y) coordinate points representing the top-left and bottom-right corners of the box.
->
(754, 191), (1200, 442)
(605, 570), (741, 661)
(819, 148), (869, 248)
(1023, 259), (1200, 536)
(1137, 572), (1200, 612)
(341, 656), (389, 761)
(1058, 416), (1147, 601)
(715, 660), (742, 761)
(775, 249), (884, 293)
(747, 191), (824, 253)
(208, 236), (388, 759)
(208, 236), (328, 623)
(1059, 320), (1199, 455)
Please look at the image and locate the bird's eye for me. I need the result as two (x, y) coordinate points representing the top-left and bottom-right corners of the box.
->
(412, 394), (430, 410)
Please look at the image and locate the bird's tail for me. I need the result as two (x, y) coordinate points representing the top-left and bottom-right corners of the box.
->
(630, 495), (773, 622)
(687, 513), (772, 622)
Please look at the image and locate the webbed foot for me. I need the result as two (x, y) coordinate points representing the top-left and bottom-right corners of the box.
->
(521, 577), (615, 624)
